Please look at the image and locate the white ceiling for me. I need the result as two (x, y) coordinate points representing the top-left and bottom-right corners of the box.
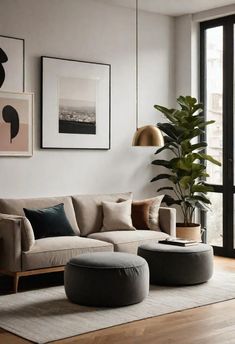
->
(95, 0), (235, 16)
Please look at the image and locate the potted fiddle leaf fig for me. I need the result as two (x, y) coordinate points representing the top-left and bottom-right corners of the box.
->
(151, 96), (221, 241)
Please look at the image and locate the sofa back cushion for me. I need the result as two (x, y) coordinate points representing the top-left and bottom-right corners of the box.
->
(72, 192), (133, 236)
(0, 196), (80, 236)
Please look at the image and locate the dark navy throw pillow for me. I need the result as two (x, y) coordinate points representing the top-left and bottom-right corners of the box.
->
(23, 203), (75, 239)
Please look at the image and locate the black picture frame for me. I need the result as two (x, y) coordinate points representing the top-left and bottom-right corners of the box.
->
(41, 56), (111, 150)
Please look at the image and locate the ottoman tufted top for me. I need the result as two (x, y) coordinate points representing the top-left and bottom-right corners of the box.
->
(68, 252), (147, 269)
(139, 243), (212, 254)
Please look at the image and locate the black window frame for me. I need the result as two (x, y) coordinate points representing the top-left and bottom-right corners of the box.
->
(200, 14), (235, 258)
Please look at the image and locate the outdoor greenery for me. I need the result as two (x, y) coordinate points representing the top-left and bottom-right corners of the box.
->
(151, 96), (221, 226)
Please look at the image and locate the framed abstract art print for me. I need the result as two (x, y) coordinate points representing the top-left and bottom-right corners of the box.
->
(0, 92), (33, 156)
(0, 35), (25, 92)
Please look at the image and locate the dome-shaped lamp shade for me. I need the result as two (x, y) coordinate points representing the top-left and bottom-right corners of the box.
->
(132, 125), (164, 147)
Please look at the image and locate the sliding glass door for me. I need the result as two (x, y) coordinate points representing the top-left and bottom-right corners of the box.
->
(200, 15), (235, 257)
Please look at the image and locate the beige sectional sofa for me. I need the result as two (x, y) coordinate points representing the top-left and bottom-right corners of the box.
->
(0, 192), (176, 292)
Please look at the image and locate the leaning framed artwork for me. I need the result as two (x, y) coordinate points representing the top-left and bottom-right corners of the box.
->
(41, 56), (111, 150)
(0, 92), (33, 156)
(0, 35), (25, 92)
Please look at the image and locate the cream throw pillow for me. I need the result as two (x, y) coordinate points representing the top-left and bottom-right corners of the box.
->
(148, 195), (164, 231)
(101, 199), (136, 232)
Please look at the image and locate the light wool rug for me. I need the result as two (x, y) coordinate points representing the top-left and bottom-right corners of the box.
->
(0, 269), (234, 344)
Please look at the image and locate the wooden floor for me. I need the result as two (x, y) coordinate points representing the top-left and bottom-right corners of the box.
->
(0, 257), (234, 344)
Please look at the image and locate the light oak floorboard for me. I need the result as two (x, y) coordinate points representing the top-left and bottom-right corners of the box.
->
(0, 257), (234, 344)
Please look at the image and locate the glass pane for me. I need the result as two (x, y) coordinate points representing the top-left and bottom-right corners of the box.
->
(205, 26), (223, 185)
(206, 193), (223, 247)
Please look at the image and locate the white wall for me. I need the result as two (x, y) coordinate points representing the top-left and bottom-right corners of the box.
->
(0, 0), (175, 199)
(175, 14), (199, 99)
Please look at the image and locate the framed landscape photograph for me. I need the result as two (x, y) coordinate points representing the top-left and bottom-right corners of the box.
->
(0, 92), (33, 156)
(41, 56), (111, 149)
(0, 35), (25, 92)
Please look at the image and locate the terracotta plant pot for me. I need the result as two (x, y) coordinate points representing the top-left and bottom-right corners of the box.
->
(176, 223), (202, 242)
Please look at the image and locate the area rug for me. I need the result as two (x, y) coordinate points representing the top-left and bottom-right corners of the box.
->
(0, 269), (234, 344)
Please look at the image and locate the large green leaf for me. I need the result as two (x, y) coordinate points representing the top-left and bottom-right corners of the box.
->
(163, 135), (176, 143)
(177, 96), (203, 114)
(197, 120), (215, 128)
(181, 140), (191, 155)
(157, 186), (174, 192)
(191, 103), (204, 114)
(191, 194), (211, 204)
(180, 141), (208, 155)
(182, 128), (204, 140)
(163, 195), (182, 206)
(151, 174), (174, 182)
(157, 123), (184, 140)
(200, 172), (210, 178)
(151, 159), (171, 168)
(154, 105), (178, 124)
(198, 153), (221, 166)
(155, 142), (178, 155)
(177, 96), (195, 110)
(175, 158), (192, 171)
(191, 184), (214, 193)
(191, 163), (206, 173)
(179, 176), (192, 188)
(190, 142), (207, 151)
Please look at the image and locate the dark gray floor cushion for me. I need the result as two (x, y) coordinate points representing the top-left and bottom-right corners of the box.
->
(138, 243), (213, 286)
(64, 252), (149, 307)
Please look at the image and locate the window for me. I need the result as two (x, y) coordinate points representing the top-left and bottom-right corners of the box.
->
(200, 15), (235, 257)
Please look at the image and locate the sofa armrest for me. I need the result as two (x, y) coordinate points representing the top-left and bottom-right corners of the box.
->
(0, 213), (35, 252)
(0, 217), (22, 272)
(159, 207), (176, 237)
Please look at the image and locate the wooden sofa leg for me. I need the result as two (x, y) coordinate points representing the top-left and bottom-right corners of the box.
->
(13, 273), (20, 293)
(0, 266), (65, 293)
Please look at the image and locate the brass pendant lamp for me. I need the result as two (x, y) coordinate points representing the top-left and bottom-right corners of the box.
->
(132, 0), (164, 147)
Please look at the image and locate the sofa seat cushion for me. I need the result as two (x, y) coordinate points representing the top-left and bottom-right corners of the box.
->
(22, 236), (113, 271)
(88, 230), (169, 254)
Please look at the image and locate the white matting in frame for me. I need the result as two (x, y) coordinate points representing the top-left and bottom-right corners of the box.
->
(0, 35), (25, 92)
(41, 56), (111, 150)
(0, 92), (33, 156)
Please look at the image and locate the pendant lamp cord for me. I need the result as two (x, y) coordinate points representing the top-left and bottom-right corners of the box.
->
(136, 0), (139, 130)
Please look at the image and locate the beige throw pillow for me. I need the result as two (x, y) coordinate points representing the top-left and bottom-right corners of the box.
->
(148, 195), (164, 231)
(101, 199), (136, 232)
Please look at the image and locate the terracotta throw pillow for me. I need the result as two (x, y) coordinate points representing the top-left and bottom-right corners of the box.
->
(131, 195), (164, 231)
(131, 200), (153, 230)
(101, 199), (136, 232)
